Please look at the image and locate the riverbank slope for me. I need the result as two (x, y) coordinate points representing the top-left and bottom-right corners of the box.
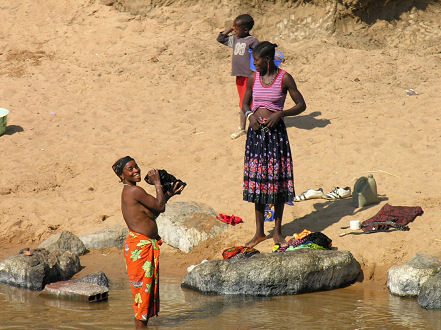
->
(1, 0), (440, 284)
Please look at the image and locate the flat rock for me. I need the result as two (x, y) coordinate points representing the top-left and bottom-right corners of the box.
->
(74, 271), (110, 288)
(182, 249), (360, 296)
(0, 249), (81, 290)
(41, 280), (109, 303)
(418, 272), (441, 309)
(156, 201), (227, 253)
(387, 254), (441, 297)
(79, 226), (128, 250)
(38, 231), (87, 256)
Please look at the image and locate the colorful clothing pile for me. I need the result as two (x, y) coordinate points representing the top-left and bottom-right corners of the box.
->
(222, 246), (260, 259)
(293, 229), (312, 241)
(124, 231), (161, 322)
(273, 230), (332, 252)
(361, 203), (423, 232)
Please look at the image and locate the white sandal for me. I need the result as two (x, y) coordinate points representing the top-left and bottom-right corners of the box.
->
(293, 188), (326, 202)
(231, 128), (246, 139)
(325, 187), (351, 200)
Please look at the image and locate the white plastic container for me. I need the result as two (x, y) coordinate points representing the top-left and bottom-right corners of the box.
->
(350, 220), (361, 230)
(0, 108), (9, 136)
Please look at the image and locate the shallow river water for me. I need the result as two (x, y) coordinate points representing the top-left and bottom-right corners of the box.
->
(0, 277), (440, 329)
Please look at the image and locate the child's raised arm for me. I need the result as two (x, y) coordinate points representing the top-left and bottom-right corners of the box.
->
(217, 26), (234, 46)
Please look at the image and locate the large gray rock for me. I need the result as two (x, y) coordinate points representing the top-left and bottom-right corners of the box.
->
(182, 249), (360, 296)
(0, 249), (81, 290)
(387, 254), (441, 297)
(79, 226), (128, 250)
(156, 201), (227, 253)
(38, 231), (87, 256)
(418, 272), (441, 309)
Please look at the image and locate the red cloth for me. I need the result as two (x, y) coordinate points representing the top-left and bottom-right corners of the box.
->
(216, 214), (243, 226)
(361, 203), (423, 232)
(236, 76), (248, 109)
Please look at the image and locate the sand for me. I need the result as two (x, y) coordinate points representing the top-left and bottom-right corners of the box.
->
(1, 0), (441, 284)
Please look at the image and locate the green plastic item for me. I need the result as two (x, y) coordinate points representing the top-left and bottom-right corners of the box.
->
(352, 174), (379, 208)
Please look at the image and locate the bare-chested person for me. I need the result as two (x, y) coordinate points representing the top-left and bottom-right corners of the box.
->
(112, 156), (184, 328)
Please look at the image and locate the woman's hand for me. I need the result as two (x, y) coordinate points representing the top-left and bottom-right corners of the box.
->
(249, 114), (262, 131)
(147, 169), (161, 186)
(172, 182), (185, 196)
(166, 182), (185, 199)
(263, 111), (283, 129)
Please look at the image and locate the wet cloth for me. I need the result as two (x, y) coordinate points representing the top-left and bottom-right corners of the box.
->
(124, 231), (161, 321)
(361, 203), (423, 232)
(243, 120), (295, 204)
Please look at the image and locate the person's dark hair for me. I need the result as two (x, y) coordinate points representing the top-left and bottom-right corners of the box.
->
(235, 14), (254, 30)
(112, 156), (134, 180)
(253, 41), (278, 60)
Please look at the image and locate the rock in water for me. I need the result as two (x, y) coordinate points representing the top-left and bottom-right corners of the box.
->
(182, 249), (360, 296)
(0, 249), (81, 290)
(156, 201), (228, 253)
(74, 271), (110, 288)
(418, 272), (441, 310)
(41, 280), (109, 303)
(387, 254), (441, 297)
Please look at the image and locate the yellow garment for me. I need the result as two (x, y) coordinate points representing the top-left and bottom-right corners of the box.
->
(294, 229), (312, 241)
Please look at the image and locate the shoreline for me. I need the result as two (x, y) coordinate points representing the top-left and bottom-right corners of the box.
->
(1, 0), (441, 302)
(0, 239), (395, 288)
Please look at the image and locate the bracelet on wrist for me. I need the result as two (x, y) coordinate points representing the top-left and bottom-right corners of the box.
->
(246, 111), (253, 120)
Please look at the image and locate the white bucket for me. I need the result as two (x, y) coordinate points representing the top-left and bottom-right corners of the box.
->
(350, 220), (361, 230)
(0, 108), (9, 136)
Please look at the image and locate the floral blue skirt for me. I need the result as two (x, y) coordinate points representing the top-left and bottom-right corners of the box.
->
(243, 120), (295, 205)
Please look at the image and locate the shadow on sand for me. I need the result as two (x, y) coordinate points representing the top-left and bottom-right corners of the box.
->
(284, 111), (331, 130)
(267, 196), (388, 239)
(4, 125), (24, 136)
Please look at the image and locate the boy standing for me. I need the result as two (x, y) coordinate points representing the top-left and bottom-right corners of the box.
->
(112, 156), (184, 327)
(217, 14), (259, 139)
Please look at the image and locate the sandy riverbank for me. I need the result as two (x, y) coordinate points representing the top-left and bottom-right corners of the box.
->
(1, 0), (441, 285)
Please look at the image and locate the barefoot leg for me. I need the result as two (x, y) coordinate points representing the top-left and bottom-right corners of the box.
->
(245, 203), (267, 247)
(134, 318), (148, 328)
(273, 202), (286, 245)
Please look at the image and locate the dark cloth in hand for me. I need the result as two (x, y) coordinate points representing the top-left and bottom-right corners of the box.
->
(144, 169), (186, 198)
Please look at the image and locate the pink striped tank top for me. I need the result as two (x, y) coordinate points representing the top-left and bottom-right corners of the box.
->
(252, 69), (287, 112)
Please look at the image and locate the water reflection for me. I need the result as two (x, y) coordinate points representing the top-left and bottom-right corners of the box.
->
(0, 278), (440, 329)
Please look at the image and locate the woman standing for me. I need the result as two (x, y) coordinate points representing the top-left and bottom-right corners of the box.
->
(242, 41), (306, 247)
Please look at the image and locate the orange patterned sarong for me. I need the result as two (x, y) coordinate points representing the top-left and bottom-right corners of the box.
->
(124, 230), (161, 321)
